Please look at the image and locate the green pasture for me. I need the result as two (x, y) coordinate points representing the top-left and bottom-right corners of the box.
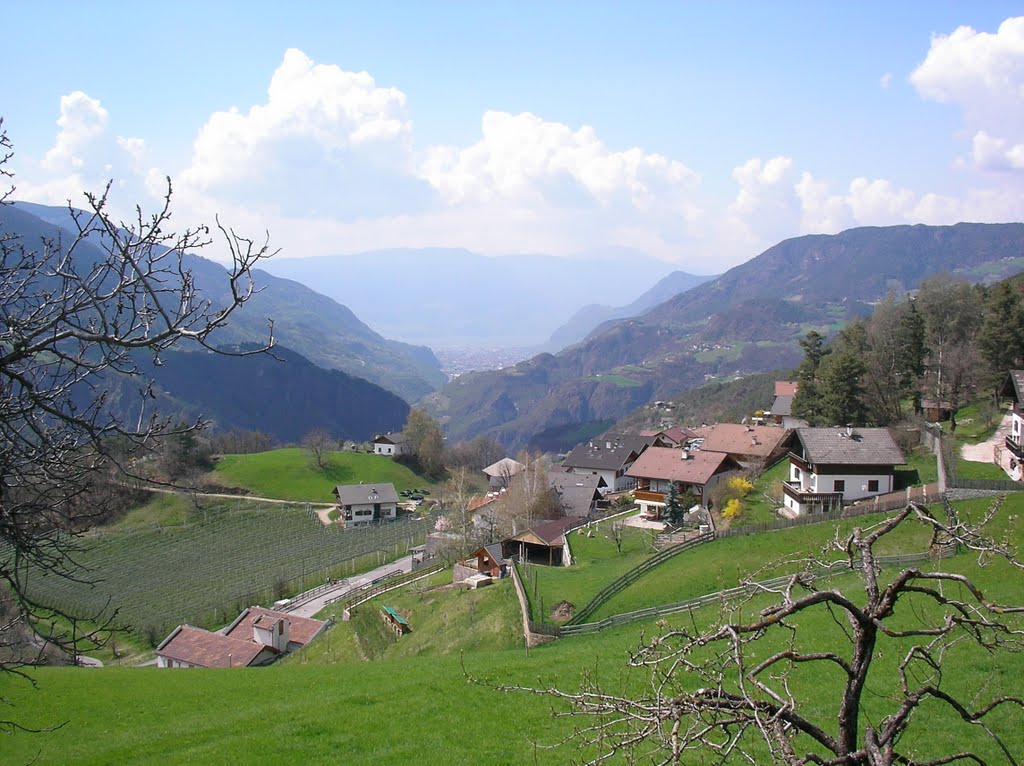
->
(524, 518), (658, 623)
(213, 447), (437, 501)
(6, 495), (1024, 765)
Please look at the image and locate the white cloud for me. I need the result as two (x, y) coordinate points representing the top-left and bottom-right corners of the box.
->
(911, 17), (1024, 173)
(723, 156), (801, 253)
(880, 72), (893, 89)
(420, 110), (698, 211)
(180, 48), (434, 219)
(971, 130), (1024, 171)
(17, 90), (152, 210)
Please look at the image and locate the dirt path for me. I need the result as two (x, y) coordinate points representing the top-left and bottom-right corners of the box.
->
(959, 411), (1017, 479)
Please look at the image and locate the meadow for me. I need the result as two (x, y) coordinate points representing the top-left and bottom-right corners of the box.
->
(7, 494), (1024, 765)
(212, 447), (438, 501)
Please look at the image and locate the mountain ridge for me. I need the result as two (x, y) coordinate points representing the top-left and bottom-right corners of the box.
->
(426, 222), (1024, 450)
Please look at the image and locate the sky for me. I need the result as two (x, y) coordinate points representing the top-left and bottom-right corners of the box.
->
(4, 2), (1024, 273)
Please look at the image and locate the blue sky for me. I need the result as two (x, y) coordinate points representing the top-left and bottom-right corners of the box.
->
(4, 2), (1024, 272)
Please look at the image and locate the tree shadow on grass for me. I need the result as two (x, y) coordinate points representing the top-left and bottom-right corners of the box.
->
(893, 468), (921, 491)
(321, 459), (357, 485)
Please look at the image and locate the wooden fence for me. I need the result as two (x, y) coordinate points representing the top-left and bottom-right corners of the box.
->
(565, 532), (714, 626)
(560, 547), (956, 637)
(329, 565), (442, 612)
(718, 484), (942, 540)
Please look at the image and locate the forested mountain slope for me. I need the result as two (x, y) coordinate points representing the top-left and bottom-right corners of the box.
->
(427, 223), (1024, 450)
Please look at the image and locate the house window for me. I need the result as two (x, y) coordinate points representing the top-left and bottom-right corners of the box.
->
(793, 467), (801, 480)
(867, 479), (879, 493)
(833, 480), (845, 493)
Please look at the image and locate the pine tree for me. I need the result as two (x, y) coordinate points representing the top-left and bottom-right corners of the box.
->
(792, 330), (830, 424)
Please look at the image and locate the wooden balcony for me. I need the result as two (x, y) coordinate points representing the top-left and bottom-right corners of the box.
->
(634, 490), (666, 504)
(782, 482), (844, 508)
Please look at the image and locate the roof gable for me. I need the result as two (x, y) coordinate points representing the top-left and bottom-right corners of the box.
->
(626, 447), (736, 485)
(796, 427), (905, 466)
(333, 482), (400, 505)
(225, 607), (326, 646)
(775, 380), (799, 396)
(700, 423), (792, 459)
(482, 457), (526, 478)
(562, 433), (652, 471)
(156, 626), (269, 668)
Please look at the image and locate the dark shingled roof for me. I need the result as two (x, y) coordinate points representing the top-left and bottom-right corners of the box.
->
(554, 484), (602, 517)
(373, 431), (407, 445)
(1008, 371), (1024, 403)
(561, 433), (653, 471)
(548, 471), (606, 490)
(796, 427), (905, 466)
(771, 394), (794, 416)
(333, 482), (400, 505)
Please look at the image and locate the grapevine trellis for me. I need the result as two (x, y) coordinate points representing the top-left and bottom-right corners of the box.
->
(12, 500), (438, 636)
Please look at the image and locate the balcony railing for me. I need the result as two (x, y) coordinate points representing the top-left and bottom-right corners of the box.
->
(782, 482), (845, 507)
(1006, 435), (1024, 459)
(635, 490), (666, 504)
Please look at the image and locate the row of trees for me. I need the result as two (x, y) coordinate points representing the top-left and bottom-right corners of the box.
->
(792, 275), (1024, 427)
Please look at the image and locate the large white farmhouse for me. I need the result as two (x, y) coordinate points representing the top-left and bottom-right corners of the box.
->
(783, 427), (905, 516)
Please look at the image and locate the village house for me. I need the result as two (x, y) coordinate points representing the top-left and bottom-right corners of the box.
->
(548, 471), (607, 517)
(453, 542), (508, 585)
(783, 427), (905, 516)
(372, 432), (410, 456)
(333, 482), (400, 527)
(639, 425), (695, 448)
(697, 423), (794, 468)
(1003, 370), (1024, 466)
(560, 433), (654, 492)
(156, 607), (327, 669)
(626, 446), (741, 518)
(482, 457), (526, 491)
(763, 380), (807, 428)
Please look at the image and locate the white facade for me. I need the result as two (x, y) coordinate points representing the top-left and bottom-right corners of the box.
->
(784, 461), (894, 516)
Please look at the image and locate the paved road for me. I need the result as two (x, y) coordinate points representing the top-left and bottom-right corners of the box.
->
(284, 555), (415, 618)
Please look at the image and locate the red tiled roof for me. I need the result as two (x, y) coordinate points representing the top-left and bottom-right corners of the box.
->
(626, 447), (735, 485)
(700, 423), (792, 459)
(156, 626), (271, 668)
(225, 607), (326, 647)
(468, 494), (499, 513)
(775, 381), (799, 396)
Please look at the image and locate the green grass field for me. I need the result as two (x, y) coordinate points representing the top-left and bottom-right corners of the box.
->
(524, 518), (658, 622)
(6, 496), (1024, 765)
(213, 447), (437, 501)
(22, 496), (432, 645)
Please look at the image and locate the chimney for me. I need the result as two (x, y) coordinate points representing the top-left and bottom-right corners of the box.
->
(605, 441), (612, 449)
(681, 449), (689, 460)
(845, 425), (854, 438)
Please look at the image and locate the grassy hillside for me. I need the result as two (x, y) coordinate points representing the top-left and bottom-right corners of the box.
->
(212, 448), (438, 501)
(8, 495), (1024, 764)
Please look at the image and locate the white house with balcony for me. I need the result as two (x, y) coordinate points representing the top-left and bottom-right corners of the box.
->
(333, 483), (400, 527)
(783, 427), (905, 516)
(1003, 371), (1024, 467)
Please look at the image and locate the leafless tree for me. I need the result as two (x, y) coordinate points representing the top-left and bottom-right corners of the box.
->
(493, 500), (1024, 765)
(302, 427), (334, 471)
(0, 120), (275, 722)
